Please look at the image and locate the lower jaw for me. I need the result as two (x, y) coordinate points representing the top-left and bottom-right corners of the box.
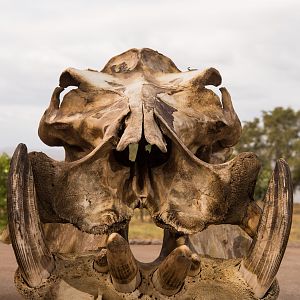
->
(14, 227), (280, 300)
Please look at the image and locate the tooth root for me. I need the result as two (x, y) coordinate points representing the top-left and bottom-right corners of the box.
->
(240, 159), (293, 298)
(106, 233), (140, 293)
(152, 245), (192, 296)
(7, 144), (54, 287)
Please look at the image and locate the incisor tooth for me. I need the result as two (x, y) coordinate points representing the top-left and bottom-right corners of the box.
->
(152, 245), (192, 296)
(106, 233), (140, 293)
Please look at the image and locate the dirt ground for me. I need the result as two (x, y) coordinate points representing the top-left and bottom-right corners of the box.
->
(0, 243), (299, 300)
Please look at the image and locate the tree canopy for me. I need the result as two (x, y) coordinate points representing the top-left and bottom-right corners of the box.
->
(0, 153), (10, 228)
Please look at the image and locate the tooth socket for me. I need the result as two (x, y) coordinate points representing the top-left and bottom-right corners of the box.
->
(106, 233), (140, 293)
(94, 249), (108, 273)
(152, 245), (192, 296)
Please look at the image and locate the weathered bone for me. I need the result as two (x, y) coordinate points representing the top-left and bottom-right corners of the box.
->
(239, 159), (293, 298)
(158, 67), (221, 89)
(7, 48), (291, 299)
(59, 67), (121, 90)
(38, 87), (65, 147)
(39, 48), (242, 164)
(241, 200), (263, 238)
(29, 138), (137, 234)
(7, 144), (54, 287)
(39, 82), (130, 161)
(219, 87), (242, 147)
(106, 233), (141, 293)
(150, 110), (260, 233)
(152, 245), (192, 296)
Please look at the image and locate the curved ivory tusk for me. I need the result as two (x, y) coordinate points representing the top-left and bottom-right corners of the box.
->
(7, 144), (55, 287)
(239, 159), (293, 298)
(106, 233), (141, 293)
(152, 245), (192, 296)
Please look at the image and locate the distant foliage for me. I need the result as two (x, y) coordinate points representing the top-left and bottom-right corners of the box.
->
(0, 153), (10, 228)
(235, 107), (300, 199)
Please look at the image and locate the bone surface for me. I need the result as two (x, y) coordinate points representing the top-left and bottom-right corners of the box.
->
(152, 245), (192, 295)
(106, 233), (141, 293)
(5, 48), (292, 299)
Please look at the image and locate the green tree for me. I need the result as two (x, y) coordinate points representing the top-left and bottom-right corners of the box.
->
(235, 107), (300, 199)
(263, 107), (300, 161)
(0, 153), (10, 229)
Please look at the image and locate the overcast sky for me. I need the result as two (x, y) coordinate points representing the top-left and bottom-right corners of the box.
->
(0, 0), (299, 155)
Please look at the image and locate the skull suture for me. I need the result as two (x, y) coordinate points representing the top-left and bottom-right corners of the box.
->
(6, 48), (292, 299)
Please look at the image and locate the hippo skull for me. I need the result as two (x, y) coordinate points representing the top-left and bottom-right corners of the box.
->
(7, 48), (292, 299)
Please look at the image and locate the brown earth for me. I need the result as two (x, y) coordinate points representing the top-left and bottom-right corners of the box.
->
(0, 243), (299, 300)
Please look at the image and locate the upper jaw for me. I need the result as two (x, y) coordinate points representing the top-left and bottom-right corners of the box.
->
(32, 120), (262, 236)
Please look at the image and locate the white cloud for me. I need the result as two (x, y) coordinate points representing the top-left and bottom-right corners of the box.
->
(0, 0), (299, 148)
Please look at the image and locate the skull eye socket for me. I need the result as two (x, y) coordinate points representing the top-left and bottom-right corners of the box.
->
(63, 143), (95, 161)
(195, 145), (212, 163)
(195, 141), (233, 164)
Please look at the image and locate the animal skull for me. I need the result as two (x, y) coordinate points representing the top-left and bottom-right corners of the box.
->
(6, 48), (292, 299)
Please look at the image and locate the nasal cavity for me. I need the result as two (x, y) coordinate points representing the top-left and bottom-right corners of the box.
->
(113, 136), (172, 167)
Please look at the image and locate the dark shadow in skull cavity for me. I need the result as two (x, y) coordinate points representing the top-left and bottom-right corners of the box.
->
(113, 135), (172, 168)
(128, 208), (163, 263)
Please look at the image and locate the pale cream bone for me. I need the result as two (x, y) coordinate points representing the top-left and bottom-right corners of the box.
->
(4, 48), (292, 299)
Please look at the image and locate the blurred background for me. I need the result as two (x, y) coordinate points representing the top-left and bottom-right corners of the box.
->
(0, 0), (300, 238)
